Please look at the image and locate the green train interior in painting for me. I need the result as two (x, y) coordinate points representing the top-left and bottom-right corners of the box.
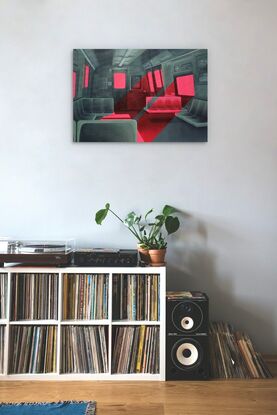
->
(73, 49), (208, 142)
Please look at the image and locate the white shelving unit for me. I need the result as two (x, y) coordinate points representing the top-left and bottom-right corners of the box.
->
(0, 266), (166, 381)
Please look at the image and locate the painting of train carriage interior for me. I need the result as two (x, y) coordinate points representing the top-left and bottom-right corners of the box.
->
(73, 49), (208, 142)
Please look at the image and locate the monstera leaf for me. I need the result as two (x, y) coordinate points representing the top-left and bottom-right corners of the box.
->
(95, 203), (110, 225)
(162, 205), (177, 217)
(165, 216), (180, 235)
(124, 211), (136, 227)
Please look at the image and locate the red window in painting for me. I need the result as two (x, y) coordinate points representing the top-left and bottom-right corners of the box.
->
(73, 71), (77, 97)
(154, 69), (163, 89)
(114, 72), (126, 89)
(147, 71), (155, 93)
(83, 65), (90, 88)
(176, 74), (195, 96)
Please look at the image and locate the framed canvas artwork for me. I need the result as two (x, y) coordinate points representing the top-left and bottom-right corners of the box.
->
(73, 49), (208, 143)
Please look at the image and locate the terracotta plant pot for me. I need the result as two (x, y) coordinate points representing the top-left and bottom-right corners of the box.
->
(137, 244), (150, 264)
(148, 249), (166, 266)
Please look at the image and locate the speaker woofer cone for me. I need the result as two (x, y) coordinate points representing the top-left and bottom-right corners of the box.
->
(171, 338), (203, 371)
(176, 343), (198, 366)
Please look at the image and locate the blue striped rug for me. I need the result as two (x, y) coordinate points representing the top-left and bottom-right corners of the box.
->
(0, 401), (96, 414)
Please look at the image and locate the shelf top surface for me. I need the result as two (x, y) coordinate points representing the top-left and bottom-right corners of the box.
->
(112, 320), (160, 325)
(0, 266), (166, 273)
(9, 320), (59, 325)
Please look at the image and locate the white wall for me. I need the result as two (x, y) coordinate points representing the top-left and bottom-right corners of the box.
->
(0, 0), (276, 353)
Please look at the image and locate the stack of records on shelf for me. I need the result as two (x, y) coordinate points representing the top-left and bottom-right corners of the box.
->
(63, 273), (108, 320)
(61, 326), (108, 373)
(0, 326), (4, 373)
(113, 274), (159, 321)
(11, 273), (58, 320)
(210, 322), (273, 379)
(0, 273), (6, 319)
(112, 326), (159, 374)
(9, 325), (57, 374)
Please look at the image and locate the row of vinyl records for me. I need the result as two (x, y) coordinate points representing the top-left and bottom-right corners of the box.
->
(61, 326), (108, 373)
(112, 326), (160, 374)
(0, 274), (7, 319)
(2, 325), (160, 374)
(209, 322), (272, 379)
(8, 325), (57, 374)
(113, 274), (159, 321)
(0, 326), (4, 373)
(63, 274), (108, 320)
(3, 273), (160, 322)
(11, 273), (58, 320)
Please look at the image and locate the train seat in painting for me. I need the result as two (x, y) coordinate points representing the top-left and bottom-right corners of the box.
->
(92, 98), (114, 115)
(77, 119), (137, 142)
(73, 98), (114, 121)
(144, 96), (182, 118)
(176, 98), (207, 127)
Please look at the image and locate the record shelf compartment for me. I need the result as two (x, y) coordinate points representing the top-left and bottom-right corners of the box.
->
(9, 325), (57, 374)
(10, 273), (58, 321)
(0, 266), (166, 380)
(112, 325), (160, 374)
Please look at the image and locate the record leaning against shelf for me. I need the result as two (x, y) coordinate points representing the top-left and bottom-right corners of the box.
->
(0, 239), (75, 266)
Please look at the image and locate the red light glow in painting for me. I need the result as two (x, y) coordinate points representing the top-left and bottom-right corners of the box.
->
(176, 74), (195, 96)
(114, 72), (126, 89)
(154, 69), (163, 88)
(83, 65), (90, 88)
(147, 72), (155, 93)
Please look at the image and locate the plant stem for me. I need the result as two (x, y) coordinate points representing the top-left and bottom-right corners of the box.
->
(108, 208), (124, 224)
(128, 224), (142, 241)
(149, 219), (161, 240)
(108, 208), (142, 243)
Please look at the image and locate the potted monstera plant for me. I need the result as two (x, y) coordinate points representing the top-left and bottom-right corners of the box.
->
(95, 203), (180, 266)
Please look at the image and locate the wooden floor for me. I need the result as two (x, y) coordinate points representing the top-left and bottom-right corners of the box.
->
(0, 358), (276, 415)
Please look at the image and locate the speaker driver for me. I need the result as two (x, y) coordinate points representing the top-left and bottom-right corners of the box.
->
(181, 316), (194, 330)
(172, 301), (203, 333)
(171, 338), (203, 371)
(176, 343), (198, 366)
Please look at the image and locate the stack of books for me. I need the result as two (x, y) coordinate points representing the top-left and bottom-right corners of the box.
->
(112, 325), (159, 374)
(11, 273), (58, 320)
(113, 274), (159, 321)
(0, 273), (6, 319)
(0, 326), (4, 373)
(61, 326), (108, 373)
(63, 274), (108, 320)
(9, 325), (57, 374)
(210, 322), (272, 379)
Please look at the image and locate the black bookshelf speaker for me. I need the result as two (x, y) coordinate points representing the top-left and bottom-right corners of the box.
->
(166, 291), (210, 380)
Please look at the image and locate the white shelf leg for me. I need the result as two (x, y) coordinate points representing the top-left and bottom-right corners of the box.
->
(159, 268), (166, 381)
(108, 272), (113, 375)
(57, 271), (62, 374)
